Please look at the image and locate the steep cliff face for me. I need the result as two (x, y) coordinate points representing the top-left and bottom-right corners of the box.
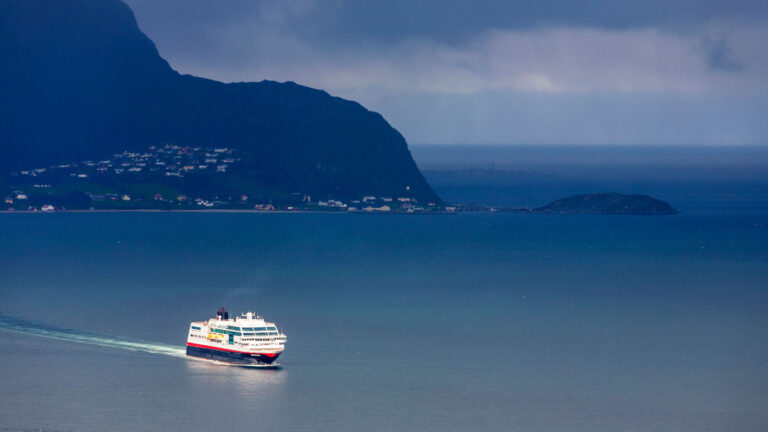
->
(0, 0), (438, 201)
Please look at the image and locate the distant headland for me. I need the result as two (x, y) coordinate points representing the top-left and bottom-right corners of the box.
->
(0, 0), (439, 207)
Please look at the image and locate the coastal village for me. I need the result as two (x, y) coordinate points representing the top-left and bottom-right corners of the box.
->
(3, 144), (450, 213)
(12, 144), (241, 180)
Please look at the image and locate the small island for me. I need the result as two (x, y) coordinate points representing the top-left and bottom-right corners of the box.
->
(521, 192), (678, 215)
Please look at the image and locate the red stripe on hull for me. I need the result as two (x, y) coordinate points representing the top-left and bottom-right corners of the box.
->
(186, 342), (279, 357)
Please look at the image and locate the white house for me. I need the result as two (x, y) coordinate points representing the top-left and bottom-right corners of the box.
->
(364, 205), (391, 212)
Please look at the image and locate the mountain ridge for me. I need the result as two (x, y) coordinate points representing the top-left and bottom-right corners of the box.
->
(0, 0), (438, 202)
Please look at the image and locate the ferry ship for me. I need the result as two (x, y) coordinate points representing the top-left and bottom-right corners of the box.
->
(186, 308), (287, 365)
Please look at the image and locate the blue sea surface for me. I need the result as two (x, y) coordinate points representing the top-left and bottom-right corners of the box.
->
(1, 146), (767, 431)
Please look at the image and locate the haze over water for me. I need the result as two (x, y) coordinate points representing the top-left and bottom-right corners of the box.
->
(1, 145), (767, 431)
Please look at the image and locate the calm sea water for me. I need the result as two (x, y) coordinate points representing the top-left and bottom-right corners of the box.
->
(1, 146), (767, 431)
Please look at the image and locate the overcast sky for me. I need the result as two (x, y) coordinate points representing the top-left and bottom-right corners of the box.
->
(124, 0), (768, 145)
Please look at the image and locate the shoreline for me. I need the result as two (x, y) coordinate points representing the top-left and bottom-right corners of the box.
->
(0, 209), (458, 215)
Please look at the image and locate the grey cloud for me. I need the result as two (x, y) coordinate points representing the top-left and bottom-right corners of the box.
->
(700, 37), (746, 72)
(125, 0), (768, 46)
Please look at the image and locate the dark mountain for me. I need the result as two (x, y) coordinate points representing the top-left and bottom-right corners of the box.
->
(531, 193), (678, 215)
(0, 0), (438, 202)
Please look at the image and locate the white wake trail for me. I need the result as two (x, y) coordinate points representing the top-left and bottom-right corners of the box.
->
(0, 315), (187, 358)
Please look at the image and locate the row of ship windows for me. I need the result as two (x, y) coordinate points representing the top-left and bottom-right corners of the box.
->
(212, 328), (242, 336)
(213, 329), (279, 336)
(189, 334), (222, 343)
(226, 326), (278, 332)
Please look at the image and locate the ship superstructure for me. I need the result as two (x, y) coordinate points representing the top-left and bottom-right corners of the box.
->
(186, 308), (287, 365)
